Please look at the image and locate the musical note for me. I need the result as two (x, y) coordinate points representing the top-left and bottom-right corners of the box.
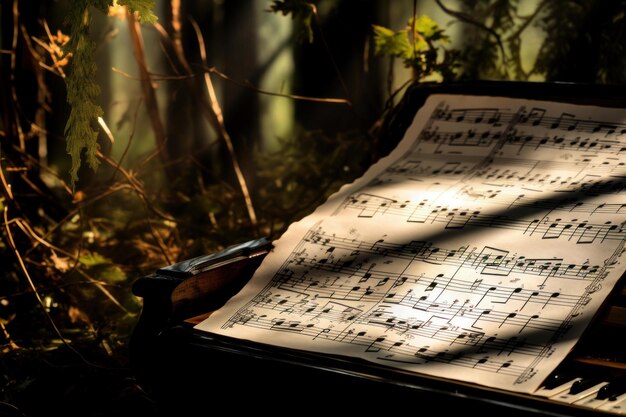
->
(199, 93), (626, 396)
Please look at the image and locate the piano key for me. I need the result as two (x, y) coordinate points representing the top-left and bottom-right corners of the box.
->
(552, 379), (609, 404)
(597, 392), (626, 414)
(534, 376), (582, 398)
(574, 391), (610, 409)
(572, 378), (626, 409)
(597, 378), (626, 400)
(544, 372), (579, 390)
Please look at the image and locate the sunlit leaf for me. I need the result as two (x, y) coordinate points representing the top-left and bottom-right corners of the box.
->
(412, 15), (444, 40)
(372, 24), (411, 57)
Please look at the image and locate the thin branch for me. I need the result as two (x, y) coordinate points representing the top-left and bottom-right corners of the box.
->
(113, 64), (350, 105)
(170, 0), (184, 66)
(309, 4), (352, 104)
(126, 11), (172, 176)
(10, 143), (72, 195)
(3, 206), (87, 362)
(189, 18), (258, 226)
(142, 203), (173, 265)
(5, 215), (132, 315)
(29, 26), (66, 78)
(507, 0), (549, 41)
(13, 217), (75, 258)
(10, 0), (26, 149)
(435, 0), (507, 64)
(111, 66), (192, 81)
(75, 269), (131, 314)
(109, 97), (142, 182)
(411, 0), (418, 60)
(97, 117), (114, 144)
(205, 66), (351, 105)
(42, 19), (67, 78)
(0, 320), (19, 350)
(0, 157), (15, 200)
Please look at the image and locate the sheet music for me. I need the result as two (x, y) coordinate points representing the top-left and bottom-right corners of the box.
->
(196, 94), (626, 393)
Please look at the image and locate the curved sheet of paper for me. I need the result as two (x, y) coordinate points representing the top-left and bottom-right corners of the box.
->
(196, 94), (626, 394)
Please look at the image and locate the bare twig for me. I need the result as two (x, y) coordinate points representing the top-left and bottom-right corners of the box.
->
(99, 151), (176, 264)
(108, 97), (141, 182)
(97, 117), (114, 144)
(42, 19), (67, 78)
(12, 217), (75, 258)
(170, 0), (184, 65)
(97, 150), (176, 221)
(10, 0), (25, 149)
(205, 66), (351, 105)
(142, 205), (173, 265)
(10, 142), (73, 195)
(411, 0), (418, 60)
(113, 64), (350, 105)
(508, 0), (549, 41)
(126, 11), (172, 176)
(3, 206), (88, 362)
(309, 4), (352, 104)
(111, 66), (192, 81)
(75, 269), (131, 314)
(188, 18), (258, 226)
(0, 320), (19, 350)
(435, 0), (507, 66)
(0, 158), (14, 200)
(505, 0), (549, 79)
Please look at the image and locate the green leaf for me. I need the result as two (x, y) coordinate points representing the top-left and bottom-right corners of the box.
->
(372, 24), (411, 58)
(96, 264), (126, 283)
(413, 15), (439, 39)
(79, 252), (109, 267)
(79, 252), (126, 283)
(372, 14), (457, 81)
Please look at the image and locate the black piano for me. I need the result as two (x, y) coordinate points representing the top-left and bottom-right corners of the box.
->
(130, 82), (626, 416)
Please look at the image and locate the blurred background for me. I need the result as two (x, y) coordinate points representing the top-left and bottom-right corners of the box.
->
(2, 0), (626, 415)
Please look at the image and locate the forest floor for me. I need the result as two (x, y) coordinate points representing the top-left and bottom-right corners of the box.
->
(1, 334), (163, 417)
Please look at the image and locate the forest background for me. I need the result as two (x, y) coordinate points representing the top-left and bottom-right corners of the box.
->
(2, 0), (626, 415)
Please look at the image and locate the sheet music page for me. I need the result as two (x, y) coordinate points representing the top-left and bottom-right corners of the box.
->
(196, 94), (626, 393)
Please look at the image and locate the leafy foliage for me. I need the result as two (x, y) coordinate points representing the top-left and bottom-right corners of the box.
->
(4, 1), (626, 416)
(64, 2), (103, 185)
(451, 0), (518, 80)
(268, 0), (316, 42)
(63, 0), (157, 185)
(372, 15), (459, 81)
(534, 0), (626, 84)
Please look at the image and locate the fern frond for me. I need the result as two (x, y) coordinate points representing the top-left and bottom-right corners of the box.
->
(63, 0), (157, 185)
(118, 0), (158, 23)
(64, 4), (102, 185)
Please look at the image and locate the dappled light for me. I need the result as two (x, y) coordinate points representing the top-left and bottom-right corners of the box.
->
(2, 1), (626, 416)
